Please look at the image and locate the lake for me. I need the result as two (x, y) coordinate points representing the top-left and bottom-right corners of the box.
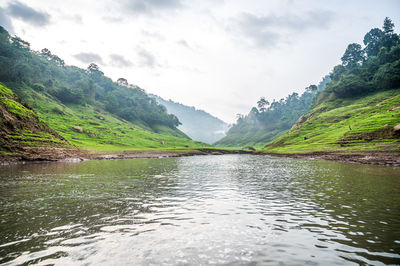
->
(0, 155), (399, 265)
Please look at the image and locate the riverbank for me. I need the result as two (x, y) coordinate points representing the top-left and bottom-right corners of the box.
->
(257, 150), (400, 166)
(0, 147), (250, 164)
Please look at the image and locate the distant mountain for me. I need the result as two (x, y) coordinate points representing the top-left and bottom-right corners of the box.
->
(150, 95), (229, 144)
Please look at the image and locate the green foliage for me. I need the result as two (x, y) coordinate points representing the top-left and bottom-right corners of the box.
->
(264, 89), (400, 153)
(363, 28), (384, 57)
(0, 26), (181, 130)
(341, 43), (365, 66)
(325, 17), (400, 99)
(216, 76), (330, 147)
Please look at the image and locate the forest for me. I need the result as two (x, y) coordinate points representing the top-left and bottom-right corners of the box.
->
(218, 17), (400, 147)
(0, 26), (181, 130)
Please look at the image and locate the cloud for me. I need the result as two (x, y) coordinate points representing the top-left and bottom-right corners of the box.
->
(7, 1), (50, 26)
(177, 39), (190, 49)
(109, 54), (133, 67)
(0, 7), (13, 33)
(137, 48), (157, 68)
(228, 10), (335, 48)
(123, 0), (182, 15)
(73, 52), (104, 64)
(142, 30), (164, 41)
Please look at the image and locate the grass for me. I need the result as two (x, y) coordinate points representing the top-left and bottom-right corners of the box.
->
(263, 89), (400, 153)
(12, 85), (213, 152)
(0, 84), (35, 118)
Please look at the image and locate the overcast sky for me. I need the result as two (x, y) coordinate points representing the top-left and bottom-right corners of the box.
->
(0, 0), (399, 123)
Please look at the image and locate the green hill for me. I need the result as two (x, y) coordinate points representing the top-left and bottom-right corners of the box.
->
(0, 83), (71, 157)
(264, 18), (400, 154)
(263, 89), (400, 153)
(215, 77), (330, 148)
(0, 26), (211, 156)
(150, 94), (229, 144)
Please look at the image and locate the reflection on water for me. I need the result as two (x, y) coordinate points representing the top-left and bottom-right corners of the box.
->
(0, 155), (399, 265)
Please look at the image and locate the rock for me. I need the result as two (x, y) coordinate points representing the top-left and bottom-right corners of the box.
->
(184, 145), (189, 147)
(73, 126), (83, 133)
(388, 107), (400, 112)
(297, 115), (307, 124)
(95, 115), (105, 120)
(394, 124), (400, 132)
(161, 141), (166, 145)
(243, 146), (256, 151)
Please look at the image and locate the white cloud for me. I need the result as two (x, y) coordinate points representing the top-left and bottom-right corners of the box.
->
(3, 0), (400, 123)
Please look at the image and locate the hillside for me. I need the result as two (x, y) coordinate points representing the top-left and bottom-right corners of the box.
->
(215, 77), (330, 148)
(151, 94), (229, 144)
(264, 18), (400, 156)
(0, 26), (212, 155)
(0, 83), (73, 158)
(263, 89), (400, 153)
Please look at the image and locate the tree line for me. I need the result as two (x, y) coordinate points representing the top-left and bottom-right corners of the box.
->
(0, 26), (180, 129)
(322, 17), (399, 99)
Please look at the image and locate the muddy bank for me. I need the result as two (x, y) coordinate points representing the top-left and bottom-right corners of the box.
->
(257, 150), (400, 166)
(0, 147), (250, 165)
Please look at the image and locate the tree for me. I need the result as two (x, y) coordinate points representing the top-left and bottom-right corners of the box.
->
(87, 63), (103, 75)
(305, 85), (317, 93)
(383, 17), (394, 35)
(363, 28), (384, 57)
(40, 48), (65, 66)
(11, 36), (30, 50)
(330, 65), (346, 81)
(381, 17), (399, 50)
(257, 97), (269, 112)
(117, 77), (128, 86)
(341, 43), (365, 66)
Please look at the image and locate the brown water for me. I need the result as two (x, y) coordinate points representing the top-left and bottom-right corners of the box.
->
(0, 155), (399, 265)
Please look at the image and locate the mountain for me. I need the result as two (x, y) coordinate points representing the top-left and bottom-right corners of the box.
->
(263, 18), (400, 154)
(0, 26), (211, 153)
(215, 77), (330, 148)
(150, 94), (229, 144)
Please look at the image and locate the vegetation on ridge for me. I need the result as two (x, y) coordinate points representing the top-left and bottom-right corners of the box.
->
(215, 76), (330, 148)
(0, 26), (211, 153)
(264, 17), (400, 153)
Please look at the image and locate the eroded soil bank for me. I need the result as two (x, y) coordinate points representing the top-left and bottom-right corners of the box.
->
(0, 147), (250, 165)
(257, 150), (400, 166)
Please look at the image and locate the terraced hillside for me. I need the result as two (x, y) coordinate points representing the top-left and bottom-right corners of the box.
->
(0, 83), (71, 157)
(264, 89), (400, 153)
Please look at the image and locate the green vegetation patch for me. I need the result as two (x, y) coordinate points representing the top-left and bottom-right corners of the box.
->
(264, 89), (400, 153)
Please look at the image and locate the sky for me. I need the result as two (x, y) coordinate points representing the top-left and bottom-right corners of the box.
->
(0, 0), (399, 123)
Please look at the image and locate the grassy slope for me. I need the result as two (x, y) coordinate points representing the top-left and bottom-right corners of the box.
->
(263, 89), (400, 153)
(0, 83), (70, 155)
(215, 128), (286, 149)
(5, 83), (212, 153)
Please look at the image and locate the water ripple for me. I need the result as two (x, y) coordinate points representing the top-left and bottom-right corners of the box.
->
(0, 155), (400, 265)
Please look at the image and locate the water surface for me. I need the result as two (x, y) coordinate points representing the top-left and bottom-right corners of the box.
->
(0, 155), (399, 265)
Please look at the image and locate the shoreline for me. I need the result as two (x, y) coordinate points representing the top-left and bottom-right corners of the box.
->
(257, 150), (400, 167)
(1, 147), (399, 167)
(0, 147), (250, 165)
